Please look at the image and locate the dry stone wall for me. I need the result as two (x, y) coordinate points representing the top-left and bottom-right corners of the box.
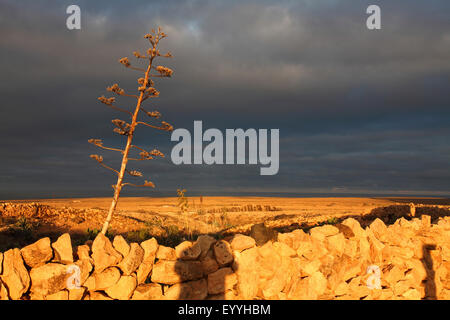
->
(0, 214), (449, 300)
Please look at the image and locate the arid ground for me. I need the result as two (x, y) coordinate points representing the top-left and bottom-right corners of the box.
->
(1, 196), (449, 252)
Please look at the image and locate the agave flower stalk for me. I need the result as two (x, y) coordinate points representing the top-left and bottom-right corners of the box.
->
(89, 27), (174, 234)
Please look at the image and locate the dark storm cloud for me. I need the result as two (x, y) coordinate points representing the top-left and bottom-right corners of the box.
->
(0, 0), (449, 198)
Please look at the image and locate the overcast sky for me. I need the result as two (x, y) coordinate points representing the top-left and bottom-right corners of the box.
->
(0, 0), (449, 199)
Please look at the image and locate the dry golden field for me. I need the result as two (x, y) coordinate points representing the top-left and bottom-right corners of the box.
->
(1, 196), (449, 251)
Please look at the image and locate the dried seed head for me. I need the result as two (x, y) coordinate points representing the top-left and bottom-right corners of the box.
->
(145, 87), (160, 97)
(150, 149), (164, 157)
(143, 180), (155, 188)
(139, 151), (153, 160)
(128, 170), (143, 177)
(90, 154), (103, 163)
(137, 78), (149, 86)
(147, 48), (157, 56)
(98, 96), (115, 105)
(113, 128), (130, 136)
(161, 121), (173, 131)
(156, 66), (173, 77)
(146, 110), (161, 119)
(88, 139), (103, 147)
(107, 83), (125, 95)
(133, 51), (146, 59)
(111, 119), (126, 127)
(119, 57), (131, 67)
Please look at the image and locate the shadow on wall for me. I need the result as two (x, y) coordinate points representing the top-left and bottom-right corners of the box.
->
(153, 236), (240, 300)
(421, 244), (437, 300)
(169, 223), (279, 299)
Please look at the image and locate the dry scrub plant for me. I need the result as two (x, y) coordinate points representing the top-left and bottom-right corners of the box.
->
(177, 188), (190, 236)
(89, 27), (174, 234)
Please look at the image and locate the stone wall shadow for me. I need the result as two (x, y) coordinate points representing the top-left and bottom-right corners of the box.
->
(421, 244), (437, 300)
(170, 238), (237, 301)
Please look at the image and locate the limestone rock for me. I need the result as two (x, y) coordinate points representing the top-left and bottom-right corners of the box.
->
(92, 267), (121, 291)
(136, 262), (153, 285)
(258, 242), (282, 280)
(369, 218), (387, 239)
(301, 260), (321, 277)
(367, 232), (385, 263)
(359, 236), (371, 258)
(384, 265), (405, 287)
(113, 235), (130, 257)
(83, 276), (95, 292)
(309, 237), (329, 259)
(91, 233), (122, 273)
(194, 235), (216, 259)
(156, 245), (177, 260)
(335, 282), (349, 296)
(421, 215), (431, 229)
(344, 240), (358, 258)
(261, 257), (295, 299)
(249, 223), (277, 246)
(20, 237), (53, 268)
(402, 288), (421, 300)
(105, 275), (137, 300)
(308, 271), (327, 298)
(296, 239), (313, 259)
(289, 229), (310, 250)
(175, 241), (201, 260)
(141, 237), (159, 263)
(52, 233), (73, 264)
(74, 258), (93, 285)
(132, 283), (163, 300)
(0, 278), (10, 300)
(404, 259), (427, 286)
(277, 232), (294, 248)
(30, 263), (69, 297)
(383, 245), (414, 261)
(341, 218), (365, 238)
(233, 247), (259, 299)
(326, 232), (346, 254)
(310, 224), (339, 241)
(46, 290), (68, 300)
(151, 260), (203, 285)
(201, 253), (219, 275)
(230, 234), (256, 252)
(349, 283), (370, 299)
(273, 242), (297, 257)
(394, 280), (410, 296)
(76, 245), (91, 261)
(207, 267), (237, 295)
(287, 277), (310, 299)
(90, 291), (113, 300)
(118, 243), (144, 275)
(136, 237), (159, 284)
(336, 223), (355, 239)
(164, 279), (207, 300)
(68, 287), (86, 300)
(213, 240), (233, 267)
(2, 248), (30, 299)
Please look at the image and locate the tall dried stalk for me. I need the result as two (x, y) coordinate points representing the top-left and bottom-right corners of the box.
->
(89, 27), (174, 234)
(177, 188), (190, 237)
